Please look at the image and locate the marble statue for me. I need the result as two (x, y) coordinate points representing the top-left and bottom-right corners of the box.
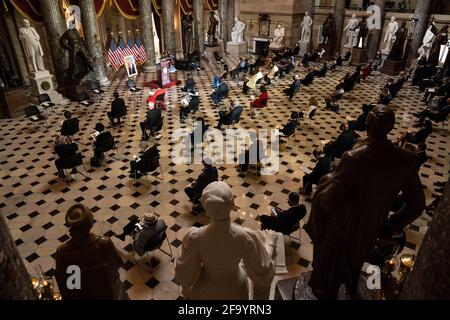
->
(354, 17), (369, 49)
(382, 16), (399, 54)
(55, 204), (129, 299)
(231, 17), (246, 43)
(18, 19), (45, 73)
(270, 24), (285, 49)
(388, 21), (409, 60)
(429, 25), (448, 66)
(322, 13), (335, 46)
(418, 24), (438, 62)
(60, 29), (94, 83)
(175, 181), (275, 299)
(343, 14), (359, 48)
(182, 14), (194, 55)
(207, 11), (219, 47)
(300, 11), (313, 43)
(304, 105), (425, 300)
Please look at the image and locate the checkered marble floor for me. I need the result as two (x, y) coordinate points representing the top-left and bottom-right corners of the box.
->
(0, 54), (448, 300)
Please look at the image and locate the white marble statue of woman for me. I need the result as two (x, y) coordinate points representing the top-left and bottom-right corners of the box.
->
(300, 11), (313, 43)
(231, 17), (246, 43)
(418, 24), (437, 61)
(270, 24), (285, 48)
(343, 14), (359, 48)
(382, 16), (399, 54)
(19, 19), (45, 73)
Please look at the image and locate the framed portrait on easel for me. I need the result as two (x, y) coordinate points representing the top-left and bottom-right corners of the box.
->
(124, 55), (138, 77)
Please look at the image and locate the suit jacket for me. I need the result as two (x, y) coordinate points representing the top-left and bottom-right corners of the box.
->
(133, 219), (167, 256)
(144, 108), (163, 130)
(136, 146), (160, 172)
(310, 156), (331, 183)
(223, 106), (243, 125)
(281, 119), (297, 136)
(290, 79), (301, 93)
(194, 166), (219, 196)
(335, 129), (358, 158)
(55, 142), (78, 159)
(95, 131), (114, 151)
(277, 204), (307, 234)
(110, 98), (126, 117)
(61, 118), (79, 136)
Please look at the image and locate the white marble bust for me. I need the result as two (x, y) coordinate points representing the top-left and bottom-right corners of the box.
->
(382, 16), (399, 54)
(230, 17), (246, 43)
(300, 12), (313, 43)
(270, 24), (285, 48)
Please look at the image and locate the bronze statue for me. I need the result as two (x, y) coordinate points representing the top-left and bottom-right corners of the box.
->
(59, 29), (94, 83)
(304, 105), (425, 300)
(388, 21), (409, 60)
(428, 25), (448, 66)
(182, 14), (194, 56)
(355, 17), (369, 49)
(55, 204), (129, 300)
(322, 13), (336, 47)
(207, 11), (219, 47)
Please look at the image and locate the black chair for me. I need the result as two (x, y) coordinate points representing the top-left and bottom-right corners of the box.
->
(59, 153), (88, 185)
(25, 105), (47, 128)
(135, 151), (164, 187)
(95, 133), (119, 163)
(37, 93), (55, 113)
(227, 107), (243, 129)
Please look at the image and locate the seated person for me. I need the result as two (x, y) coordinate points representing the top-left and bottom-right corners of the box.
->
(301, 53), (310, 68)
(419, 67), (443, 91)
(213, 75), (221, 90)
(249, 86), (269, 117)
(140, 107), (163, 141)
(342, 72), (356, 92)
(314, 62), (328, 78)
(260, 192), (306, 234)
(129, 144), (160, 179)
(107, 91), (127, 126)
(399, 120), (433, 146)
(300, 68), (315, 86)
(115, 212), (167, 257)
(283, 74), (301, 101)
(54, 135), (79, 178)
(181, 73), (196, 92)
(360, 61), (373, 81)
(372, 51), (382, 71)
(389, 72), (408, 97)
(300, 97), (319, 118)
(264, 63), (279, 85)
(239, 138), (265, 172)
(91, 123), (114, 167)
(309, 49), (319, 62)
(293, 43), (300, 56)
(323, 122), (359, 160)
(351, 65), (362, 84)
(301, 150), (331, 196)
(184, 159), (219, 204)
(242, 68), (264, 94)
(216, 100), (243, 129)
(378, 87), (393, 105)
(422, 77), (450, 103)
(190, 117), (210, 147)
(60, 111), (79, 139)
(348, 103), (374, 131)
(413, 100), (450, 125)
(146, 87), (166, 110)
(210, 80), (229, 106)
(342, 50), (351, 61)
(221, 64), (229, 80)
(248, 55), (265, 74)
(236, 57), (249, 73)
(179, 91), (200, 123)
(279, 111), (299, 143)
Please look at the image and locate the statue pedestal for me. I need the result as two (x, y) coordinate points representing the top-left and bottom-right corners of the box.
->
(28, 70), (68, 105)
(226, 41), (247, 58)
(381, 58), (406, 76)
(205, 40), (225, 61)
(299, 41), (310, 56)
(350, 48), (368, 66)
(293, 271), (382, 300)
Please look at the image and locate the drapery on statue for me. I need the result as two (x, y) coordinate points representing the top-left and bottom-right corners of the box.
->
(418, 24), (438, 62)
(182, 14), (194, 56)
(304, 105), (425, 300)
(269, 24), (285, 49)
(175, 181), (275, 299)
(388, 21), (409, 60)
(343, 14), (359, 48)
(231, 17), (246, 43)
(59, 29), (94, 83)
(428, 25), (449, 67)
(18, 19), (45, 73)
(300, 12), (313, 43)
(55, 204), (129, 300)
(207, 11), (219, 46)
(322, 13), (335, 47)
(382, 16), (399, 54)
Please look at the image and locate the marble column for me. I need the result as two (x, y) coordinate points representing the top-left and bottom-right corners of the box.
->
(367, 0), (385, 60)
(219, 0), (235, 51)
(79, 0), (110, 86)
(138, 0), (156, 72)
(162, 0), (176, 54)
(407, 0), (432, 66)
(39, 0), (68, 92)
(400, 180), (450, 299)
(193, 0), (204, 55)
(0, 212), (36, 299)
(333, 0), (346, 55)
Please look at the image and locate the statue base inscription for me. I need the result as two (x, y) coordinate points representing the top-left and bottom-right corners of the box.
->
(293, 271), (382, 300)
(299, 41), (310, 56)
(381, 58), (405, 76)
(227, 42), (247, 58)
(350, 48), (368, 66)
(29, 70), (67, 106)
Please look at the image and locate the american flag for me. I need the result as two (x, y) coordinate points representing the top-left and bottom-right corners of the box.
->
(134, 36), (148, 65)
(117, 37), (127, 65)
(107, 38), (123, 71)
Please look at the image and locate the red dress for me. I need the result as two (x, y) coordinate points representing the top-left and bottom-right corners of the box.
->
(146, 88), (166, 110)
(361, 66), (372, 81)
(251, 92), (269, 109)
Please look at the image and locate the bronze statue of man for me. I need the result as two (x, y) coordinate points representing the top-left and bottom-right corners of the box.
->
(305, 105), (425, 300)
(207, 11), (219, 46)
(182, 14), (194, 56)
(388, 21), (409, 60)
(55, 204), (128, 300)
